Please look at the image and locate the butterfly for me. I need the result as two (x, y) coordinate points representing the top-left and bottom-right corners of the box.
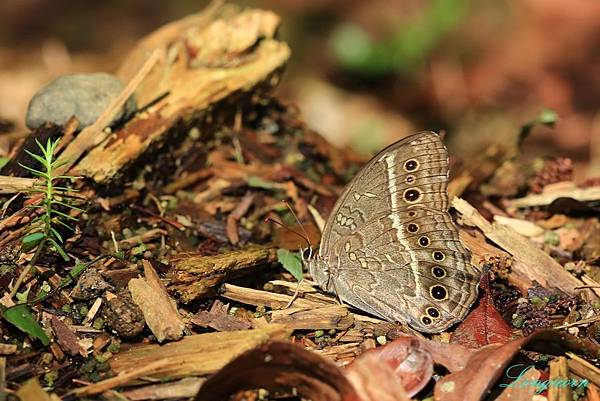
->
(305, 131), (479, 333)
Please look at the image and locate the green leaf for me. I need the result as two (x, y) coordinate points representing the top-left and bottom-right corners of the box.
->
(18, 163), (48, 178)
(0, 156), (10, 169)
(518, 108), (559, 148)
(277, 249), (304, 282)
(246, 176), (279, 190)
(2, 304), (50, 345)
(538, 108), (558, 125)
(24, 149), (48, 166)
(47, 238), (69, 261)
(21, 232), (45, 252)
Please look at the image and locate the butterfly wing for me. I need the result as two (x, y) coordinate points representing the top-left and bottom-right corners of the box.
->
(314, 131), (479, 333)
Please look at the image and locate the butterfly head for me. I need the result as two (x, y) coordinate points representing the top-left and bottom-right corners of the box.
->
(302, 249), (335, 293)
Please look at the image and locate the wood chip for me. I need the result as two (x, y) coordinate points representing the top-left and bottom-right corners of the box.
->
(191, 300), (252, 332)
(0, 176), (36, 194)
(128, 260), (185, 342)
(71, 325), (292, 397)
(509, 182), (600, 208)
(0, 343), (17, 355)
(50, 316), (83, 356)
(226, 191), (255, 245)
(270, 304), (354, 330)
(566, 352), (600, 387)
(122, 377), (205, 401)
(453, 197), (588, 296)
(493, 215), (545, 237)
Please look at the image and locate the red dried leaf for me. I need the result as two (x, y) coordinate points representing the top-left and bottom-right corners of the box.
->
(451, 272), (513, 347)
(345, 336), (432, 398)
(434, 329), (600, 401)
(344, 353), (411, 401)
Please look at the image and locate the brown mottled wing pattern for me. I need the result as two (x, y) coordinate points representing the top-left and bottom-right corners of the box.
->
(308, 131), (479, 333)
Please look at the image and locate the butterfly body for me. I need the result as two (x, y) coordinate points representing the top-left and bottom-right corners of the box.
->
(306, 131), (479, 333)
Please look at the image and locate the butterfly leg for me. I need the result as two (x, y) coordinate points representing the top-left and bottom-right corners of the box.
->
(283, 278), (305, 309)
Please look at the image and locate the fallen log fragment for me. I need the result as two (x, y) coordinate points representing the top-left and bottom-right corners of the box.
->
(106, 325), (290, 385)
(168, 246), (277, 302)
(71, 4), (290, 184)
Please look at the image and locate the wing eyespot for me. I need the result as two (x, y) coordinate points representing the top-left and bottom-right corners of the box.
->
(407, 223), (419, 233)
(430, 285), (448, 300)
(426, 307), (440, 318)
(432, 266), (446, 278)
(404, 159), (419, 172)
(403, 188), (421, 202)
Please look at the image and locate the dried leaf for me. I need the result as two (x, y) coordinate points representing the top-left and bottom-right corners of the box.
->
(451, 273), (513, 348)
(345, 336), (432, 398)
(434, 329), (600, 401)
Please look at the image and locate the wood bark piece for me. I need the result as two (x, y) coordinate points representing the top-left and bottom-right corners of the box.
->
(221, 283), (330, 309)
(0, 344), (17, 355)
(128, 260), (185, 342)
(108, 325), (291, 383)
(548, 356), (571, 401)
(452, 197), (587, 296)
(566, 352), (600, 387)
(168, 246), (277, 302)
(122, 377), (205, 401)
(191, 299), (252, 331)
(59, 49), (160, 177)
(50, 315), (83, 356)
(270, 304), (354, 330)
(16, 378), (58, 401)
(74, 4), (290, 183)
(509, 182), (600, 208)
(0, 176), (35, 194)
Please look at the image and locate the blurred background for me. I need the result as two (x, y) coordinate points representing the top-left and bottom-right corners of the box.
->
(0, 0), (598, 178)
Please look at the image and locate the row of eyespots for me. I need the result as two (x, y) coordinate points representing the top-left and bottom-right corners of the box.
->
(404, 158), (449, 327)
(405, 224), (447, 262)
(403, 159), (422, 203)
(421, 285), (448, 326)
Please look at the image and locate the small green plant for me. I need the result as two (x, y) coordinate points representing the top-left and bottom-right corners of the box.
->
(9, 138), (82, 298)
(19, 138), (82, 260)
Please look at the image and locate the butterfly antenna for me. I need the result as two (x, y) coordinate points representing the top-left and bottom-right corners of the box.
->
(283, 201), (312, 248)
(264, 216), (312, 250)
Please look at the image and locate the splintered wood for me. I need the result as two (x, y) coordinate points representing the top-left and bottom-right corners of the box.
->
(73, 325), (291, 396)
(452, 197), (589, 297)
(168, 246), (278, 302)
(71, 4), (290, 183)
(128, 260), (185, 342)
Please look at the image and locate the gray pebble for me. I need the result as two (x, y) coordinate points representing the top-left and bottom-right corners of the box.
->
(70, 268), (114, 301)
(26, 73), (137, 130)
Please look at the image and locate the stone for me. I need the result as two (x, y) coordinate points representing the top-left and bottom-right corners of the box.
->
(70, 269), (114, 301)
(25, 73), (137, 130)
(103, 289), (145, 339)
